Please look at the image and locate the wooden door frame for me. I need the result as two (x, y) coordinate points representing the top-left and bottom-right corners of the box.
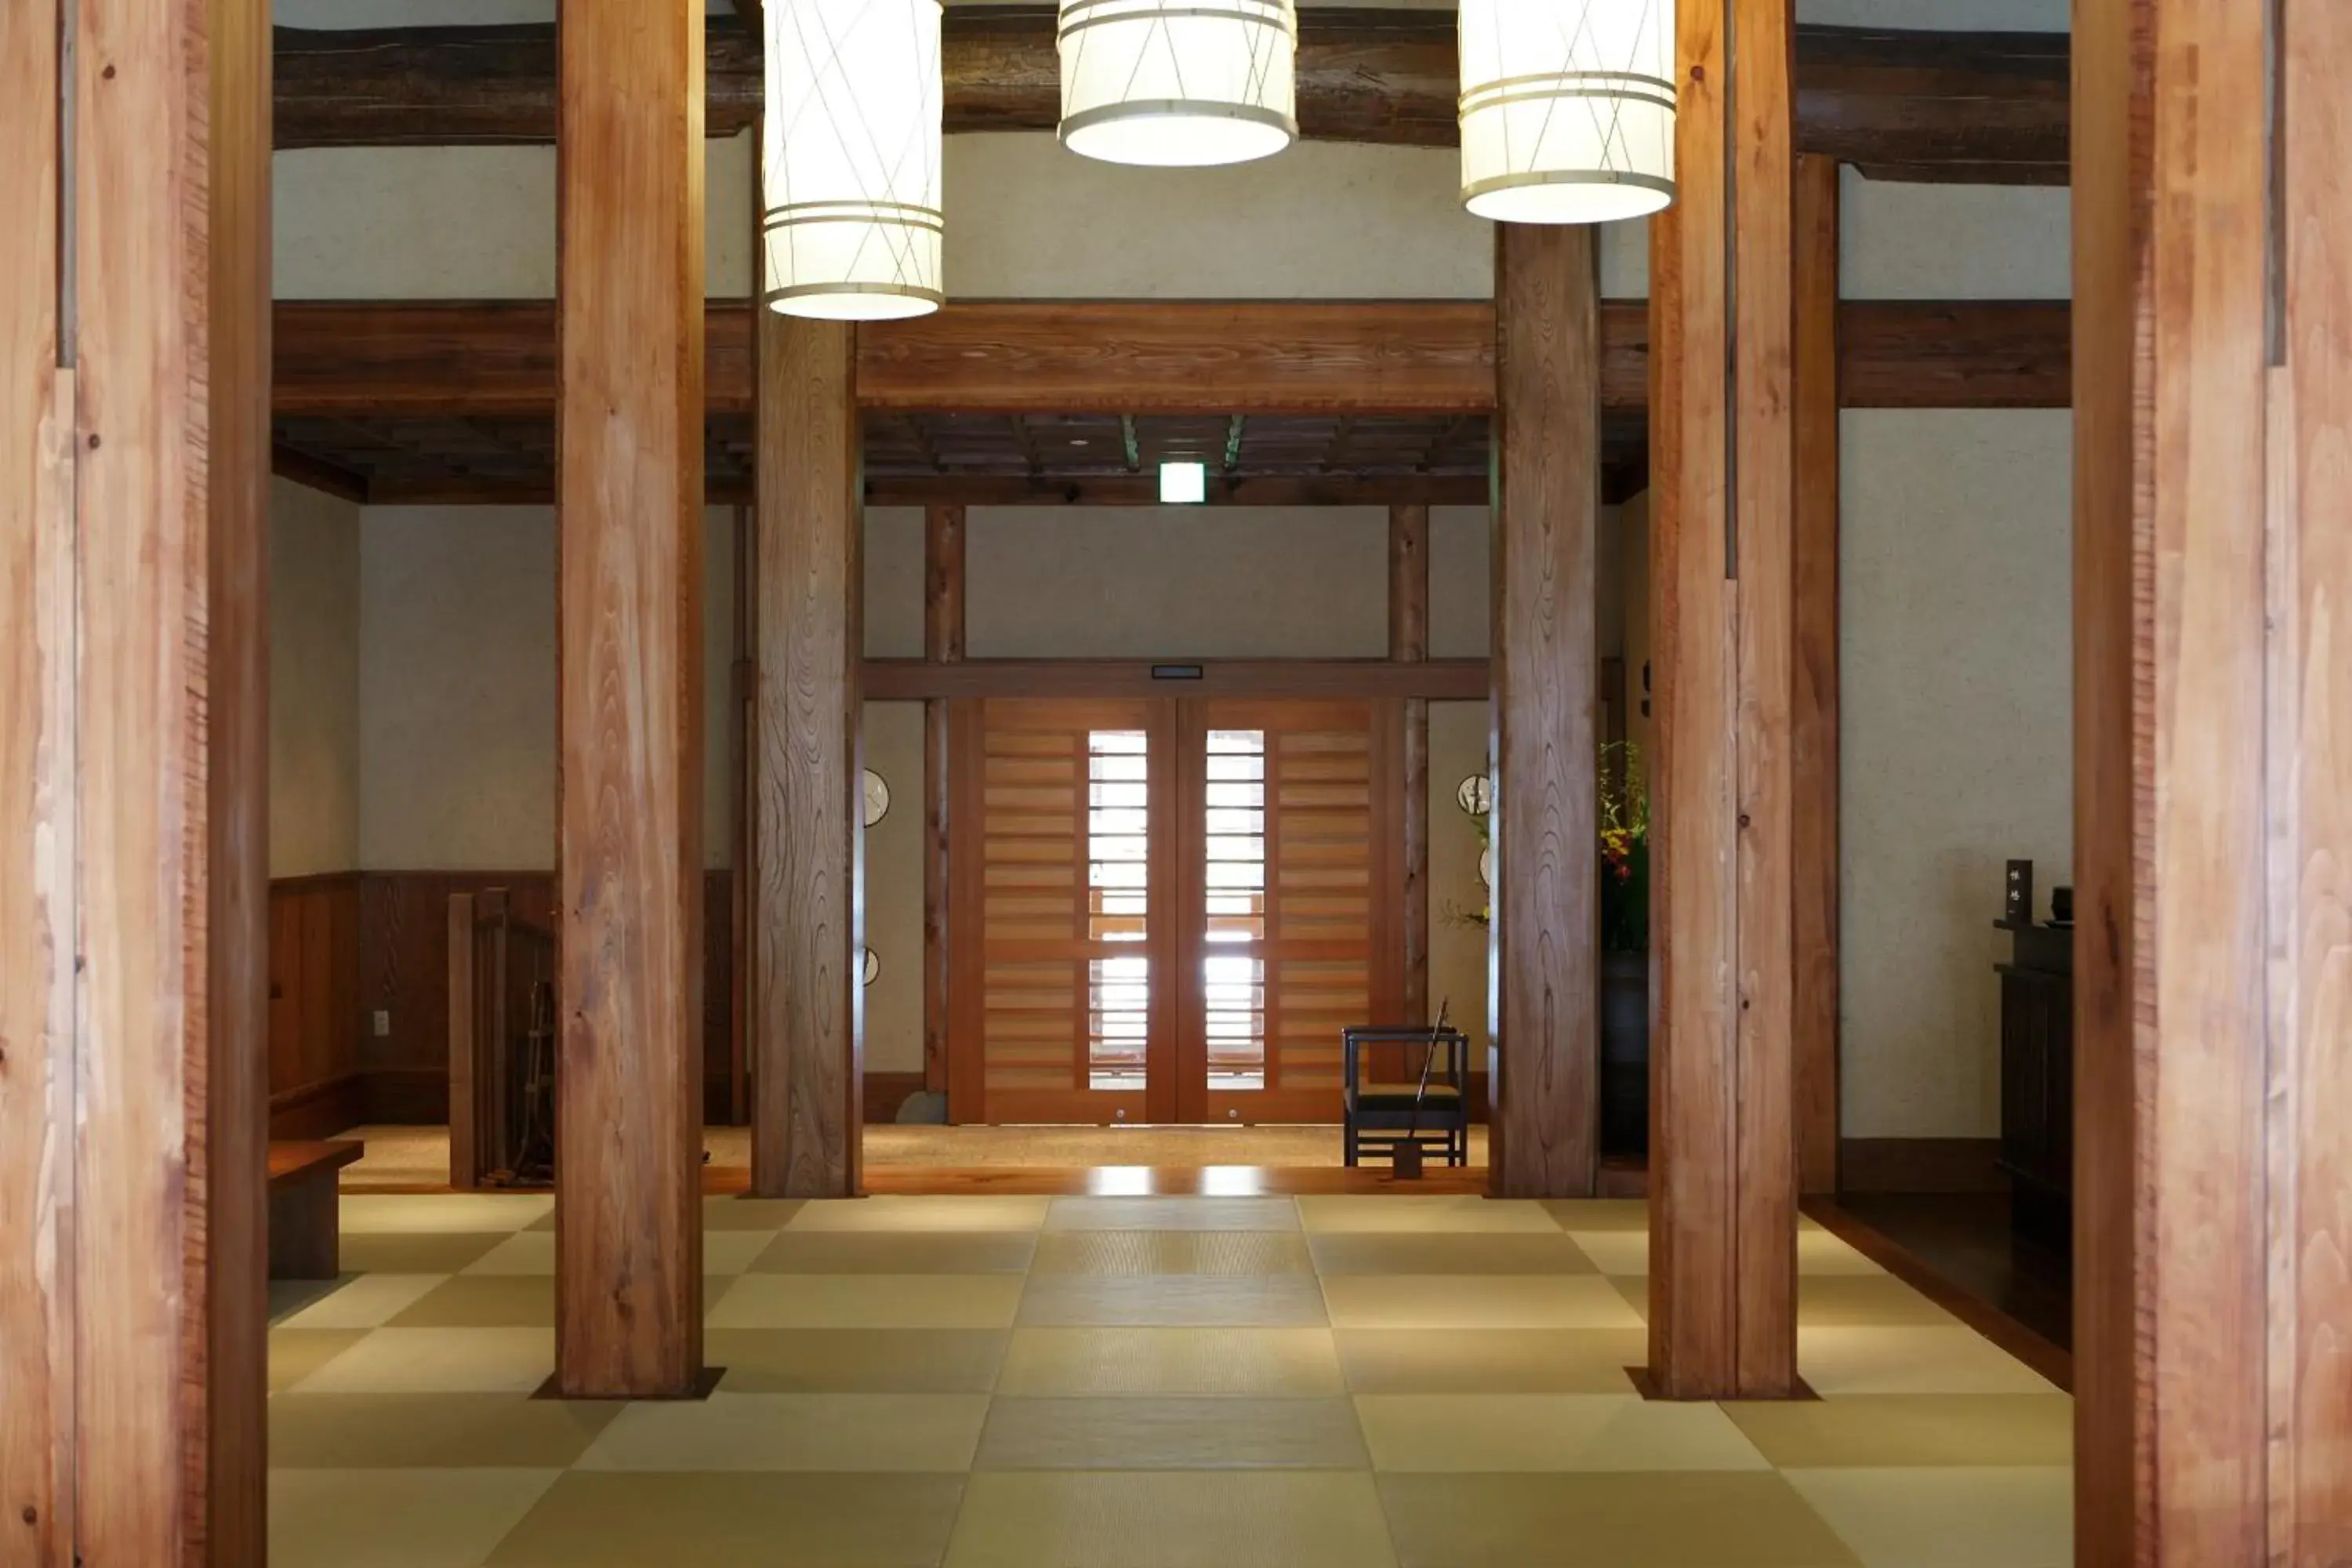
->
(948, 695), (1403, 1126)
(1171, 696), (1405, 1126)
(948, 696), (1180, 1126)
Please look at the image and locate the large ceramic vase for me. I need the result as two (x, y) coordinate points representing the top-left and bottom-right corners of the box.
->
(1599, 947), (1650, 1156)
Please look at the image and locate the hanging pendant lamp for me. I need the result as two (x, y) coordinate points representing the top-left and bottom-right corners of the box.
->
(763, 0), (945, 321)
(1457, 0), (1678, 225)
(1057, 0), (1298, 168)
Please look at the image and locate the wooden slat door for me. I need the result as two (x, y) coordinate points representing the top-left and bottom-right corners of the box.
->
(1177, 699), (1401, 1123)
(950, 699), (1179, 1123)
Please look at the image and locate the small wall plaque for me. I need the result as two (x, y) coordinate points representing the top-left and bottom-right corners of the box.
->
(2004, 859), (2034, 928)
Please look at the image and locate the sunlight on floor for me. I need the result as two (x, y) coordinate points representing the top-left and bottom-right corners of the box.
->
(335, 1124), (1497, 1189)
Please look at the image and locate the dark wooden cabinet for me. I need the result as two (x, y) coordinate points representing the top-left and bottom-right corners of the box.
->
(1997, 922), (2073, 1254)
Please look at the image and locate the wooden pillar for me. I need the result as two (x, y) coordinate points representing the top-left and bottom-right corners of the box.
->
(1646, 0), (1801, 1401)
(554, 0), (706, 1399)
(730, 505), (755, 1125)
(1791, 154), (1841, 1198)
(1489, 223), (1600, 1199)
(751, 308), (864, 1198)
(924, 503), (964, 1099)
(1390, 503), (1431, 1026)
(2, 0), (271, 1555)
(2073, 0), (2352, 1558)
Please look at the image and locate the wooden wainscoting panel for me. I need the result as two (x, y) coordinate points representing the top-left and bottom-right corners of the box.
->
(267, 875), (365, 1138)
(864, 1072), (927, 1126)
(351, 871), (735, 1123)
(1837, 1138), (2005, 1194)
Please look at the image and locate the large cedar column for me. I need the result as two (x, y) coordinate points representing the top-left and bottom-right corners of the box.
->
(1791, 154), (1841, 1197)
(1646, 0), (1801, 1400)
(924, 503), (964, 1098)
(2074, 0), (2352, 1558)
(1488, 223), (1601, 1199)
(554, 0), (706, 1399)
(2, 0), (271, 1556)
(1390, 503), (1432, 1027)
(750, 308), (864, 1198)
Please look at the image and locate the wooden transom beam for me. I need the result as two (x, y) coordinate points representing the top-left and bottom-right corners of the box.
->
(270, 298), (2070, 419)
(273, 12), (2067, 183)
(862, 659), (1490, 703)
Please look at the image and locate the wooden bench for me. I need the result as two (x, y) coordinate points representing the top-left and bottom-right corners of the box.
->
(269, 1139), (364, 1280)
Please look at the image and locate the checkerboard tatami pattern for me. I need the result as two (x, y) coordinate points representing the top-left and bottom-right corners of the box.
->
(268, 1193), (2072, 1566)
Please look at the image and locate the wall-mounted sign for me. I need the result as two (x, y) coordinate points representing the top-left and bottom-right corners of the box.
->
(1456, 774), (1493, 816)
(862, 769), (891, 829)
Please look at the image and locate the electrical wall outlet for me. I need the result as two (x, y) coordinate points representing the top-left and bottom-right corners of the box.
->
(372, 1010), (391, 1038)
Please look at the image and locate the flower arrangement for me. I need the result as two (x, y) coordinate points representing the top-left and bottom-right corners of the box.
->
(1446, 743), (1649, 950)
(1599, 742), (1650, 953)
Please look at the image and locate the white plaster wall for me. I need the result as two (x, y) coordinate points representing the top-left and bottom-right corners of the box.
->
(866, 506), (926, 659)
(1839, 409), (2072, 1139)
(1428, 701), (1492, 1056)
(1842, 172), (2071, 300)
(274, 134), (1650, 302)
(274, 132), (755, 299)
(965, 507), (1392, 659)
(946, 135), (1486, 301)
(1798, 0), (2066, 27)
(862, 701), (927, 1076)
(358, 505), (739, 870)
(270, 477), (363, 877)
(1428, 505), (1490, 660)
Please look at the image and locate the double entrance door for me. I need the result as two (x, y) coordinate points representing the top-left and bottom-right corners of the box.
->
(949, 696), (1402, 1125)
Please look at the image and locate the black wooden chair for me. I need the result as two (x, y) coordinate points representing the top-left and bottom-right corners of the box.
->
(1341, 1019), (1471, 1168)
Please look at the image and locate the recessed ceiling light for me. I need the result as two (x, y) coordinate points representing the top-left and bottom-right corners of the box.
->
(1160, 459), (1207, 505)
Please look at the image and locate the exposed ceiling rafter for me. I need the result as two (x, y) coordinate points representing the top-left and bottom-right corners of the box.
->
(272, 12), (2068, 184)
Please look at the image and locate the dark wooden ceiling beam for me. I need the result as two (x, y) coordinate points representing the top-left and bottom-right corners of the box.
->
(274, 12), (2067, 184)
(271, 297), (2071, 419)
(865, 474), (1492, 508)
(864, 657), (1492, 703)
(328, 468), (1501, 510)
(270, 441), (371, 503)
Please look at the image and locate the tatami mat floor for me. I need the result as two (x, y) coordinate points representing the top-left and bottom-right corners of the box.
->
(268, 1193), (2071, 1566)
(332, 1125), (1496, 1189)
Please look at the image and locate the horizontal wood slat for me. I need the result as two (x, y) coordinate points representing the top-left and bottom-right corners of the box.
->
(270, 299), (2071, 420)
